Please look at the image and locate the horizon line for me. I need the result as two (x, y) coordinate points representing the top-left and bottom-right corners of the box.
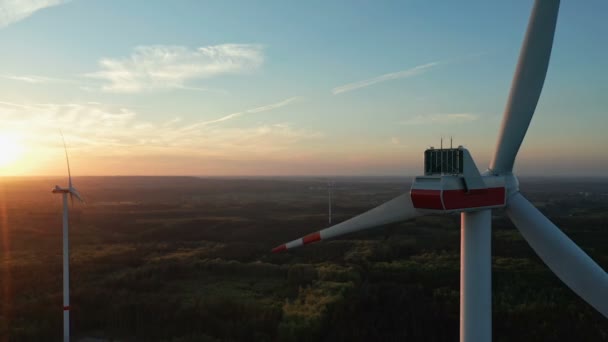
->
(2, 174), (608, 179)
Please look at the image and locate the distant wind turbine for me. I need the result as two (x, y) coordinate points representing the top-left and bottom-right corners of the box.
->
(52, 132), (85, 342)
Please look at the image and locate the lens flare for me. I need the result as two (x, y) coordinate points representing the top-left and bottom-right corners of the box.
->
(0, 134), (24, 169)
(0, 183), (11, 339)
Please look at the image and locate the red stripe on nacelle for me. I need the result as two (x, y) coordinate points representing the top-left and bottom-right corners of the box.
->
(271, 244), (287, 253)
(411, 187), (506, 210)
(410, 189), (443, 210)
(443, 187), (505, 210)
(302, 232), (321, 245)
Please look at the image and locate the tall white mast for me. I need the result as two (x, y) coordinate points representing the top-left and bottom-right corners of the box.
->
(328, 181), (332, 225)
(62, 193), (70, 342)
(460, 210), (491, 342)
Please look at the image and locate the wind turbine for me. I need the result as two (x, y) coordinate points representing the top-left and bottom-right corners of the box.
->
(272, 1), (608, 341)
(52, 132), (85, 342)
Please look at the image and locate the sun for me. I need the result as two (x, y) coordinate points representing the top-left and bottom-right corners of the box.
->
(0, 134), (24, 168)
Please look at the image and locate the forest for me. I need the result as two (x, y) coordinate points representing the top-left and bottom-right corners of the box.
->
(0, 176), (606, 341)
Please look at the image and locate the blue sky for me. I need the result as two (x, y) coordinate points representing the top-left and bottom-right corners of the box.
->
(0, 0), (606, 176)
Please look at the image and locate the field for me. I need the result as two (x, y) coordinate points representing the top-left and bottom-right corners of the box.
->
(0, 176), (607, 341)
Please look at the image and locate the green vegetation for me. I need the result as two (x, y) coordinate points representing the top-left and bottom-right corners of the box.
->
(0, 176), (607, 341)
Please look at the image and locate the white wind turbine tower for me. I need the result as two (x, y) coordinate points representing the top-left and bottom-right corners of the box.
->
(273, 1), (608, 341)
(52, 133), (85, 342)
(327, 181), (333, 225)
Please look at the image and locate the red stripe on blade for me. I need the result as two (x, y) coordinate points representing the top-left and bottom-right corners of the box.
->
(302, 232), (321, 245)
(63, 306), (70, 311)
(271, 244), (287, 253)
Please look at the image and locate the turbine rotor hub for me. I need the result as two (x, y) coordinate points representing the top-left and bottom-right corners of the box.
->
(502, 173), (520, 198)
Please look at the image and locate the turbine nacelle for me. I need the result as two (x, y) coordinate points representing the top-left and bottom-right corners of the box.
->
(52, 185), (70, 194)
(410, 147), (507, 212)
(52, 186), (86, 205)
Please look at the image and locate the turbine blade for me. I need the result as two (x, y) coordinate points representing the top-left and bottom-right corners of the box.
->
(490, 0), (560, 173)
(70, 187), (85, 204)
(506, 192), (608, 317)
(60, 130), (73, 189)
(272, 193), (420, 252)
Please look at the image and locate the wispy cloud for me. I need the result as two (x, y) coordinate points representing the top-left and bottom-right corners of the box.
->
(0, 0), (68, 28)
(2, 75), (47, 83)
(0, 97), (315, 159)
(400, 113), (478, 125)
(389, 137), (408, 147)
(180, 96), (302, 131)
(331, 62), (438, 95)
(86, 44), (264, 93)
(1, 74), (76, 84)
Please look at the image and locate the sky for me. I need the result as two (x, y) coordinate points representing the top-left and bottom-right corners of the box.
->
(0, 0), (606, 177)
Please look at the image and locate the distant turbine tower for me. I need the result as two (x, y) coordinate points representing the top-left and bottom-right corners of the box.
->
(273, 1), (608, 341)
(52, 132), (85, 342)
(327, 181), (333, 225)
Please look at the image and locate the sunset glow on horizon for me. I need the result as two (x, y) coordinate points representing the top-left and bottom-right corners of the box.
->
(1, 1), (607, 177)
(0, 134), (24, 169)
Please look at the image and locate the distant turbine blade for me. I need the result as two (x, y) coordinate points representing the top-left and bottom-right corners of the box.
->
(272, 193), (420, 252)
(490, 0), (560, 173)
(60, 130), (73, 189)
(506, 192), (608, 317)
(70, 187), (85, 204)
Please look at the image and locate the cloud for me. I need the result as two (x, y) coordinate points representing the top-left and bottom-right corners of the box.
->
(400, 113), (478, 125)
(0, 0), (67, 28)
(2, 75), (48, 83)
(331, 62), (438, 95)
(86, 44), (264, 93)
(1, 74), (77, 84)
(0, 97), (315, 160)
(181, 96), (302, 130)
